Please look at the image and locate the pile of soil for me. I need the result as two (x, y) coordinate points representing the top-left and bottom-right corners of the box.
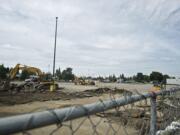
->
(0, 88), (131, 105)
(84, 87), (131, 94)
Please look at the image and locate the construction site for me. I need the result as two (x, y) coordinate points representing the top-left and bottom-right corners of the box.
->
(0, 64), (180, 135)
(1, 1), (180, 135)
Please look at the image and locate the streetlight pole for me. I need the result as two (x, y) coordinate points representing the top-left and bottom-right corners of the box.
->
(51, 17), (58, 91)
(53, 17), (58, 78)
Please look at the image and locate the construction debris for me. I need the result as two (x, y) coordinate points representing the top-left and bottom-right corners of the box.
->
(0, 87), (131, 105)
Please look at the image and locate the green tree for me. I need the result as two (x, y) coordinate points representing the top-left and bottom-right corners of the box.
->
(136, 72), (144, 82)
(143, 75), (150, 82)
(97, 76), (104, 81)
(43, 73), (52, 81)
(20, 70), (29, 80)
(162, 74), (170, 84)
(150, 71), (163, 82)
(163, 74), (170, 80)
(108, 75), (113, 82)
(56, 67), (62, 80)
(0, 64), (9, 80)
(109, 74), (117, 82)
(119, 74), (125, 80)
(20, 70), (36, 80)
(112, 74), (117, 82)
(62, 67), (75, 81)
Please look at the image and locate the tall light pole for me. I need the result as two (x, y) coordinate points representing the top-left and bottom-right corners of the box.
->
(53, 17), (58, 78)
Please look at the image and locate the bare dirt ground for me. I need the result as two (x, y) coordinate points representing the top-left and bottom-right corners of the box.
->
(59, 82), (175, 93)
(0, 82), (177, 135)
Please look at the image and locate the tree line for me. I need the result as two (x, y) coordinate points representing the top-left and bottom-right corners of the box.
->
(0, 64), (175, 83)
(97, 72), (174, 83)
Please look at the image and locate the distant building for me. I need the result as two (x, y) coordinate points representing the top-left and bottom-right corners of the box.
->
(167, 79), (180, 85)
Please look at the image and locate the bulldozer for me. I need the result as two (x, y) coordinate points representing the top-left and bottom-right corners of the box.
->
(3, 64), (58, 92)
(74, 76), (95, 85)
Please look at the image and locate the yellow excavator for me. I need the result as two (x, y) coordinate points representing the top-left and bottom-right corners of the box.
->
(9, 64), (43, 80)
(74, 76), (95, 85)
(6, 64), (58, 91)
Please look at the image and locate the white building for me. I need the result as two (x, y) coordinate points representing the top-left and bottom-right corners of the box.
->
(167, 79), (180, 85)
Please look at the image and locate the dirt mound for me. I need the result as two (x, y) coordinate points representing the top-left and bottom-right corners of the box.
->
(84, 87), (132, 95)
(0, 88), (132, 105)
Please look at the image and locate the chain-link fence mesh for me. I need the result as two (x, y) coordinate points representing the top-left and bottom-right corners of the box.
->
(0, 88), (180, 135)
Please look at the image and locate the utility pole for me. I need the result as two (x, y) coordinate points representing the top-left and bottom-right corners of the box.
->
(53, 17), (58, 78)
(51, 17), (58, 91)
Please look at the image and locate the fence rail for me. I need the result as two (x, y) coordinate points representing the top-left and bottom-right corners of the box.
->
(0, 88), (180, 135)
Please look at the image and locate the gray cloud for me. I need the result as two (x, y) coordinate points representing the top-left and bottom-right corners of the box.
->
(0, 0), (180, 76)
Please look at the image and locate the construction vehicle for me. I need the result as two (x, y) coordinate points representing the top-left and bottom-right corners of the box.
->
(152, 81), (161, 91)
(4, 64), (58, 91)
(151, 80), (167, 92)
(9, 64), (43, 80)
(74, 76), (95, 85)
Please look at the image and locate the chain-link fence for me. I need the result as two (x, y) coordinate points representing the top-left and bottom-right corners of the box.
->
(0, 88), (180, 135)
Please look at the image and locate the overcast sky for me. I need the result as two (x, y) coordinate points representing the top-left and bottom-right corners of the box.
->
(0, 0), (180, 77)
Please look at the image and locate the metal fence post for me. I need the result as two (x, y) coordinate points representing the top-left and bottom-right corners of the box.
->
(150, 93), (157, 135)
